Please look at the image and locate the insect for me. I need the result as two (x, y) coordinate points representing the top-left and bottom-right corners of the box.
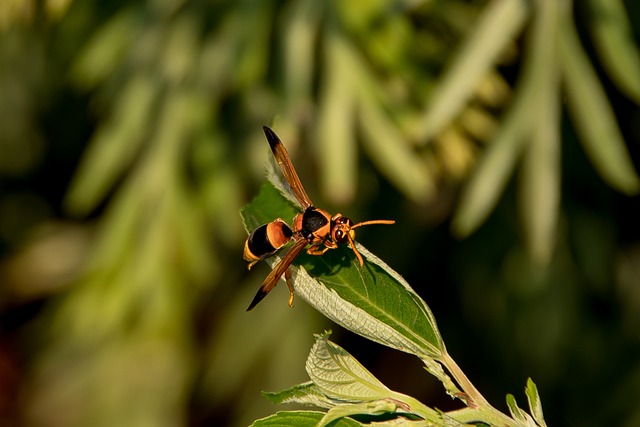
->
(244, 126), (395, 311)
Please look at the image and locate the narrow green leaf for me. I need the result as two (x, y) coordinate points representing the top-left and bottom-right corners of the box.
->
(414, 0), (530, 142)
(283, 0), (321, 104)
(234, 0), (273, 89)
(453, 0), (563, 239)
(520, 90), (560, 264)
(251, 410), (362, 427)
(358, 94), (435, 204)
(559, 10), (640, 195)
(262, 382), (335, 409)
(160, 16), (199, 85)
(65, 75), (156, 215)
(317, 401), (405, 427)
(451, 75), (531, 237)
(316, 27), (357, 205)
(70, 9), (138, 89)
(421, 357), (461, 400)
(242, 181), (443, 359)
(524, 378), (547, 427)
(505, 394), (526, 423)
(586, 0), (640, 103)
(325, 34), (435, 204)
(519, 0), (561, 265)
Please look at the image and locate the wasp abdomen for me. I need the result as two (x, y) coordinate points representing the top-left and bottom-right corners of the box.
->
(244, 219), (293, 265)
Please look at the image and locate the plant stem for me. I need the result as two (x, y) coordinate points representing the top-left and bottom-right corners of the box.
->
(440, 351), (516, 427)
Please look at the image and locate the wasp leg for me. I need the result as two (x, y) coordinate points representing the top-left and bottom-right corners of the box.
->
(307, 245), (330, 256)
(323, 239), (338, 249)
(284, 268), (294, 307)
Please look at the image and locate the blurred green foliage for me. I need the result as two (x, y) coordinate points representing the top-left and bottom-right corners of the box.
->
(0, 0), (639, 426)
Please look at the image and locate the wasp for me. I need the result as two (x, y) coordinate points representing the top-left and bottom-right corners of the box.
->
(244, 126), (395, 311)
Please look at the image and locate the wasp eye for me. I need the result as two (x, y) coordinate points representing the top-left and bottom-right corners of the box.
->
(335, 230), (344, 240)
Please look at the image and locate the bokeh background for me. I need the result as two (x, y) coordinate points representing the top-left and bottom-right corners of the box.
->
(1, 0), (639, 426)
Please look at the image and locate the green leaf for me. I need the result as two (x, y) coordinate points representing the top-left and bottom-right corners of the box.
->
(283, 0), (321, 104)
(586, 0), (640, 103)
(306, 332), (392, 401)
(65, 75), (156, 216)
(305, 333), (440, 424)
(240, 181), (299, 233)
(506, 394), (537, 427)
(262, 382), (335, 409)
(263, 338), (441, 424)
(452, 0), (562, 248)
(559, 8), (640, 195)
(451, 0), (557, 238)
(317, 401), (408, 427)
(518, 0), (561, 265)
(505, 394), (526, 423)
(314, 30), (435, 204)
(316, 26), (357, 205)
(251, 411), (362, 427)
(241, 182), (443, 359)
(358, 92), (435, 204)
(70, 9), (138, 89)
(451, 31), (542, 238)
(414, 0), (530, 142)
(421, 357), (462, 400)
(524, 378), (547, 427)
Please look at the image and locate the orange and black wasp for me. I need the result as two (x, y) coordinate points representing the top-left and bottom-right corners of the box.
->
(243, 126), (395, 311)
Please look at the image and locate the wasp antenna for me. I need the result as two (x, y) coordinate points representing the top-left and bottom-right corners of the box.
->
(351, 219), (395, 229)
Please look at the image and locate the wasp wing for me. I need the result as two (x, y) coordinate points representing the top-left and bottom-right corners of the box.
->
(246, 237), (308, 311)
(263, 126), (314, 209)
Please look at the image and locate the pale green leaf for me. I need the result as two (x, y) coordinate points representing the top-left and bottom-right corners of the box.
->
(506, 394), (537, 427)
(358, 95), (435, 204)
(586, 0), (640, 103)
(559, 10), (640, 195)
(65, 75), (156, 215)
(317, 400), (406, 427)
(160, 15), (199, 84)
(283, 0), (321, 104)
(305, 333), (441, 424)
(505, 394), (526, 423)
(234, 1), (273, 89)
(524, 378), (547, 427)
(251, 410), (362, 427)
(421, 357), (461, 400)
(453, 0), (563, 239)
(306, 332), (391, 401)
(262, 382), (335, 409)
(316, 27), (357, 205)
(70, 9), (138, 89)
(451, 77), (530, 237)
(318, 32), (435, 204)
(415, 0), (530, 142)
(519, 0), (561, 265)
